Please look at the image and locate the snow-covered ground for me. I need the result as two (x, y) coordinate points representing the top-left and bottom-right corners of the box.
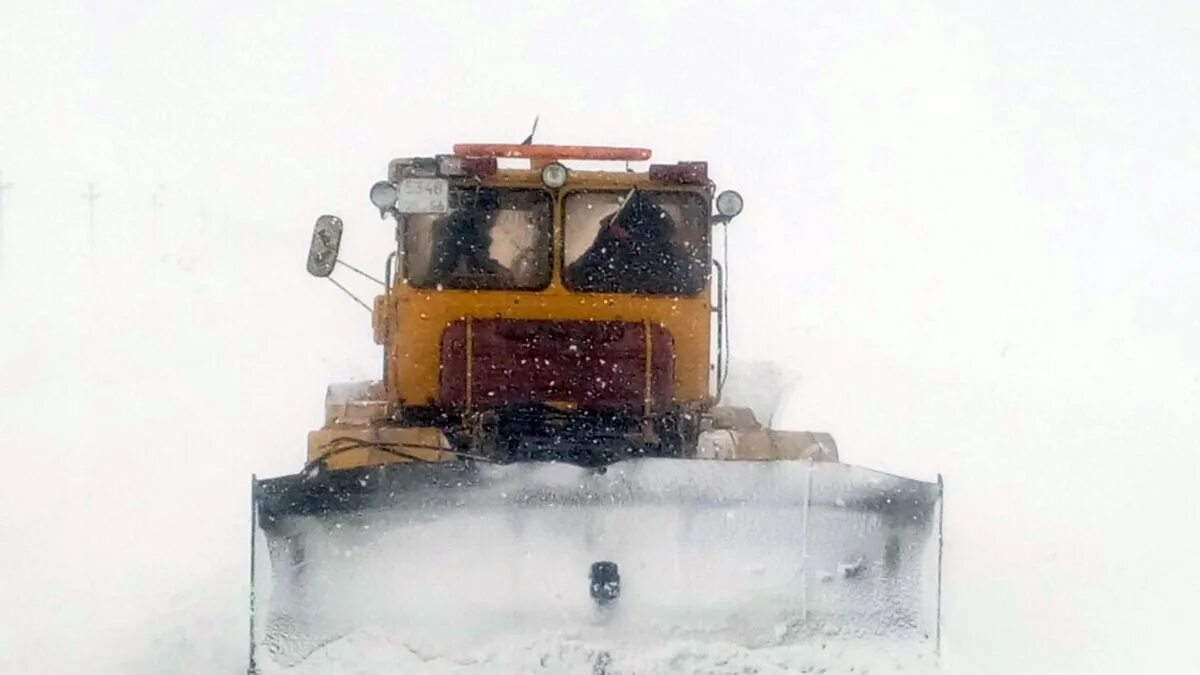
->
(0, 234), (948, 675)
(4, 3), (1200, 674)
(4, 186), (1196, 675)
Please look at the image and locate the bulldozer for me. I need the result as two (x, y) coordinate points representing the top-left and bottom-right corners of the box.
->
(248, 143), (943, 672)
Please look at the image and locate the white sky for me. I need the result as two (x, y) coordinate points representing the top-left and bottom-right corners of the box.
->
(2, 2), (1199, 673)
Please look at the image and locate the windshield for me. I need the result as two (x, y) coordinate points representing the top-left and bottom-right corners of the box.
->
(404, 188), (552, 290)
(563, 190), (709, 295)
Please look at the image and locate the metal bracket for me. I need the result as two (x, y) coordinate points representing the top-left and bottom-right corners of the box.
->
(248, 476), (260, 675)
(936, 473), (945, 656)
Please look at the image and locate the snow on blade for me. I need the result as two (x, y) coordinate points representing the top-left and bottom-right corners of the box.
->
(262, 627), (942, 675)
(253, 459), (942, 672)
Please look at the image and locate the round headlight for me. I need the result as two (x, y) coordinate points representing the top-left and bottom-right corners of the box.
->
(715, 190), (744, 218)
(541, 162), (569, 189)
(369, 181), (399, 212)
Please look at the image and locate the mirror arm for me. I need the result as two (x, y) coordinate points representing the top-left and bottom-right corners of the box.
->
(335, 259), (385, 286)
(325, 276), (373, 313)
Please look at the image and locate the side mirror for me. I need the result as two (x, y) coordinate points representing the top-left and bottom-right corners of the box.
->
(306, 215), (343, 277)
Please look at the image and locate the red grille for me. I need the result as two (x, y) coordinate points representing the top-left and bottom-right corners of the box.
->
(440, 319), (674, 412)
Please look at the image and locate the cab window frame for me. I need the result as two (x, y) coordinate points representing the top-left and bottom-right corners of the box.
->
(400, 185), (555, 292)
(559, 187), (712, 297)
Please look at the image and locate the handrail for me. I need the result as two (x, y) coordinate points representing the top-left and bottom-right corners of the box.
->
(712, 259), (725, 398)
(382, 252), (396, 386)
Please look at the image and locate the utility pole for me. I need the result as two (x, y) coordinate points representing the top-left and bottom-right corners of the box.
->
(83, 182), (100, 260)
(0, 171), (12, 277)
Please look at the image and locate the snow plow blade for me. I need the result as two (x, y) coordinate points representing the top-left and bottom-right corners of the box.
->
(248, 459), (942, 670)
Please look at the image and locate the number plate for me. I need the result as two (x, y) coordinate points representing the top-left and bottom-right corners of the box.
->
(396, 178), (450, 214)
